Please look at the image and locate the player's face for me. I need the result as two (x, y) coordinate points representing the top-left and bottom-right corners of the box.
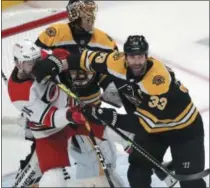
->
(80, 15), (95, 32)
(126, 54), (147, 76)
(21, 61), (35, 74)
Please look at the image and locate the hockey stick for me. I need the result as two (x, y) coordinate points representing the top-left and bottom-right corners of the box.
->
(105, 125), (210, 182)
(154, 161), (178, 187)
(54, 80), (115, 188)
(56, 83), (210, 182)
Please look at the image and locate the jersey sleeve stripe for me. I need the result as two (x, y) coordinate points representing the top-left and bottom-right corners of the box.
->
(138, 109), (198, 133)
(40, 105), (57, 127)
(135, 104), (198, 129)
(80, 50), (88, 71)
(85, 51), (95, 71)
(136, 102), (194, 124)
(98, 74), (107, 84)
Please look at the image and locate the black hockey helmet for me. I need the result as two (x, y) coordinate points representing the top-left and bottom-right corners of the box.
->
(123, 35), (149, 56)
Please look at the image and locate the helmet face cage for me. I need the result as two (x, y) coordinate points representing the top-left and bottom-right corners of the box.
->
(124, 35), (149, 56)
(66, 0), (97, 23)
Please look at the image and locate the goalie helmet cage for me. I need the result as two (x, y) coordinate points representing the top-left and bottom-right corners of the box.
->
(2, 9), (68, 125)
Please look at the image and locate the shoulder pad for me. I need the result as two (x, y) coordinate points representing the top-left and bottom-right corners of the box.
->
(138, 58), (171, 95)
(38, 23), (72, 47)
(106, 52), (127, 79)
(92, 28), (117, 49)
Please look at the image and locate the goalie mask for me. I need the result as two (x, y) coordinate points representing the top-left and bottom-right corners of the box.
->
(66, 0), (98, 33)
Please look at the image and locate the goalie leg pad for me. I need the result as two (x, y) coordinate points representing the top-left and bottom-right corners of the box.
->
(70, 135), (125, 186)
(13, 142), (42, 187)
(101, 82), (123, 108)
(70, 135), (117, 177)
(103, 126), (135, 153)
(39, 167), (70, 187)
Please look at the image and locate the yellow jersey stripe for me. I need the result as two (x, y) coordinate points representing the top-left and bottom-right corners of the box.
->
(85, 51), (96, 71)
(93, 100), (101, 106)
(139, 109), (198, 133)
(136, 102), (193, 124)
(98, 75), (107, 84)
(79, 91), (101, 100)
(80, 50), (88, 71)
(135, 104), (197, 128)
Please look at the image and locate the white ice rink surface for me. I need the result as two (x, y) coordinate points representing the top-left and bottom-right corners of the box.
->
(2, 1), (209, 187)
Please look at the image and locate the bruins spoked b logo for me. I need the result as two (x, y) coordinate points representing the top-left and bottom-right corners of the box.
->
(152, 75), (165, 86)
(45, 27), (56, 37)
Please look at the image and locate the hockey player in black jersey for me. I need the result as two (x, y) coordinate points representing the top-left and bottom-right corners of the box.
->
(32, 34), (207, 188)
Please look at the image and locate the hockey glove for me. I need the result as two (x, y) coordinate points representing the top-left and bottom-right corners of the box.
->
(82, 106), (118, 127)
(66, 107), (87, 129)
(32, 55), (63, 84)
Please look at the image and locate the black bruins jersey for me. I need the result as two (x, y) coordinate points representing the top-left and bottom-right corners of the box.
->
(35, 23), (117, 105)
(67, 51), (199, 133)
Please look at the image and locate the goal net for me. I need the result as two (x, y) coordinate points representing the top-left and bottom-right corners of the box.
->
(2, 9), (68, 125)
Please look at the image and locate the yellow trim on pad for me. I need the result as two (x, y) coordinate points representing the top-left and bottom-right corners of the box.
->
(2, 0), (25, 10)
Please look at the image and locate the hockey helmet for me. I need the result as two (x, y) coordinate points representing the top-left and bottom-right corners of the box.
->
(66, 0), (98, 23)
(124, 35), (149, 56)
(13, 39), (41, 65)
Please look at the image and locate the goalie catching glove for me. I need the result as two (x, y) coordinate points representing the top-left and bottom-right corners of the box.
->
(82, 106), (118, 127)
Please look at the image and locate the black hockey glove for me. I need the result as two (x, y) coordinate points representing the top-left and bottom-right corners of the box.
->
(32, 55), (63, 84)
(82, 106), (118, 127)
